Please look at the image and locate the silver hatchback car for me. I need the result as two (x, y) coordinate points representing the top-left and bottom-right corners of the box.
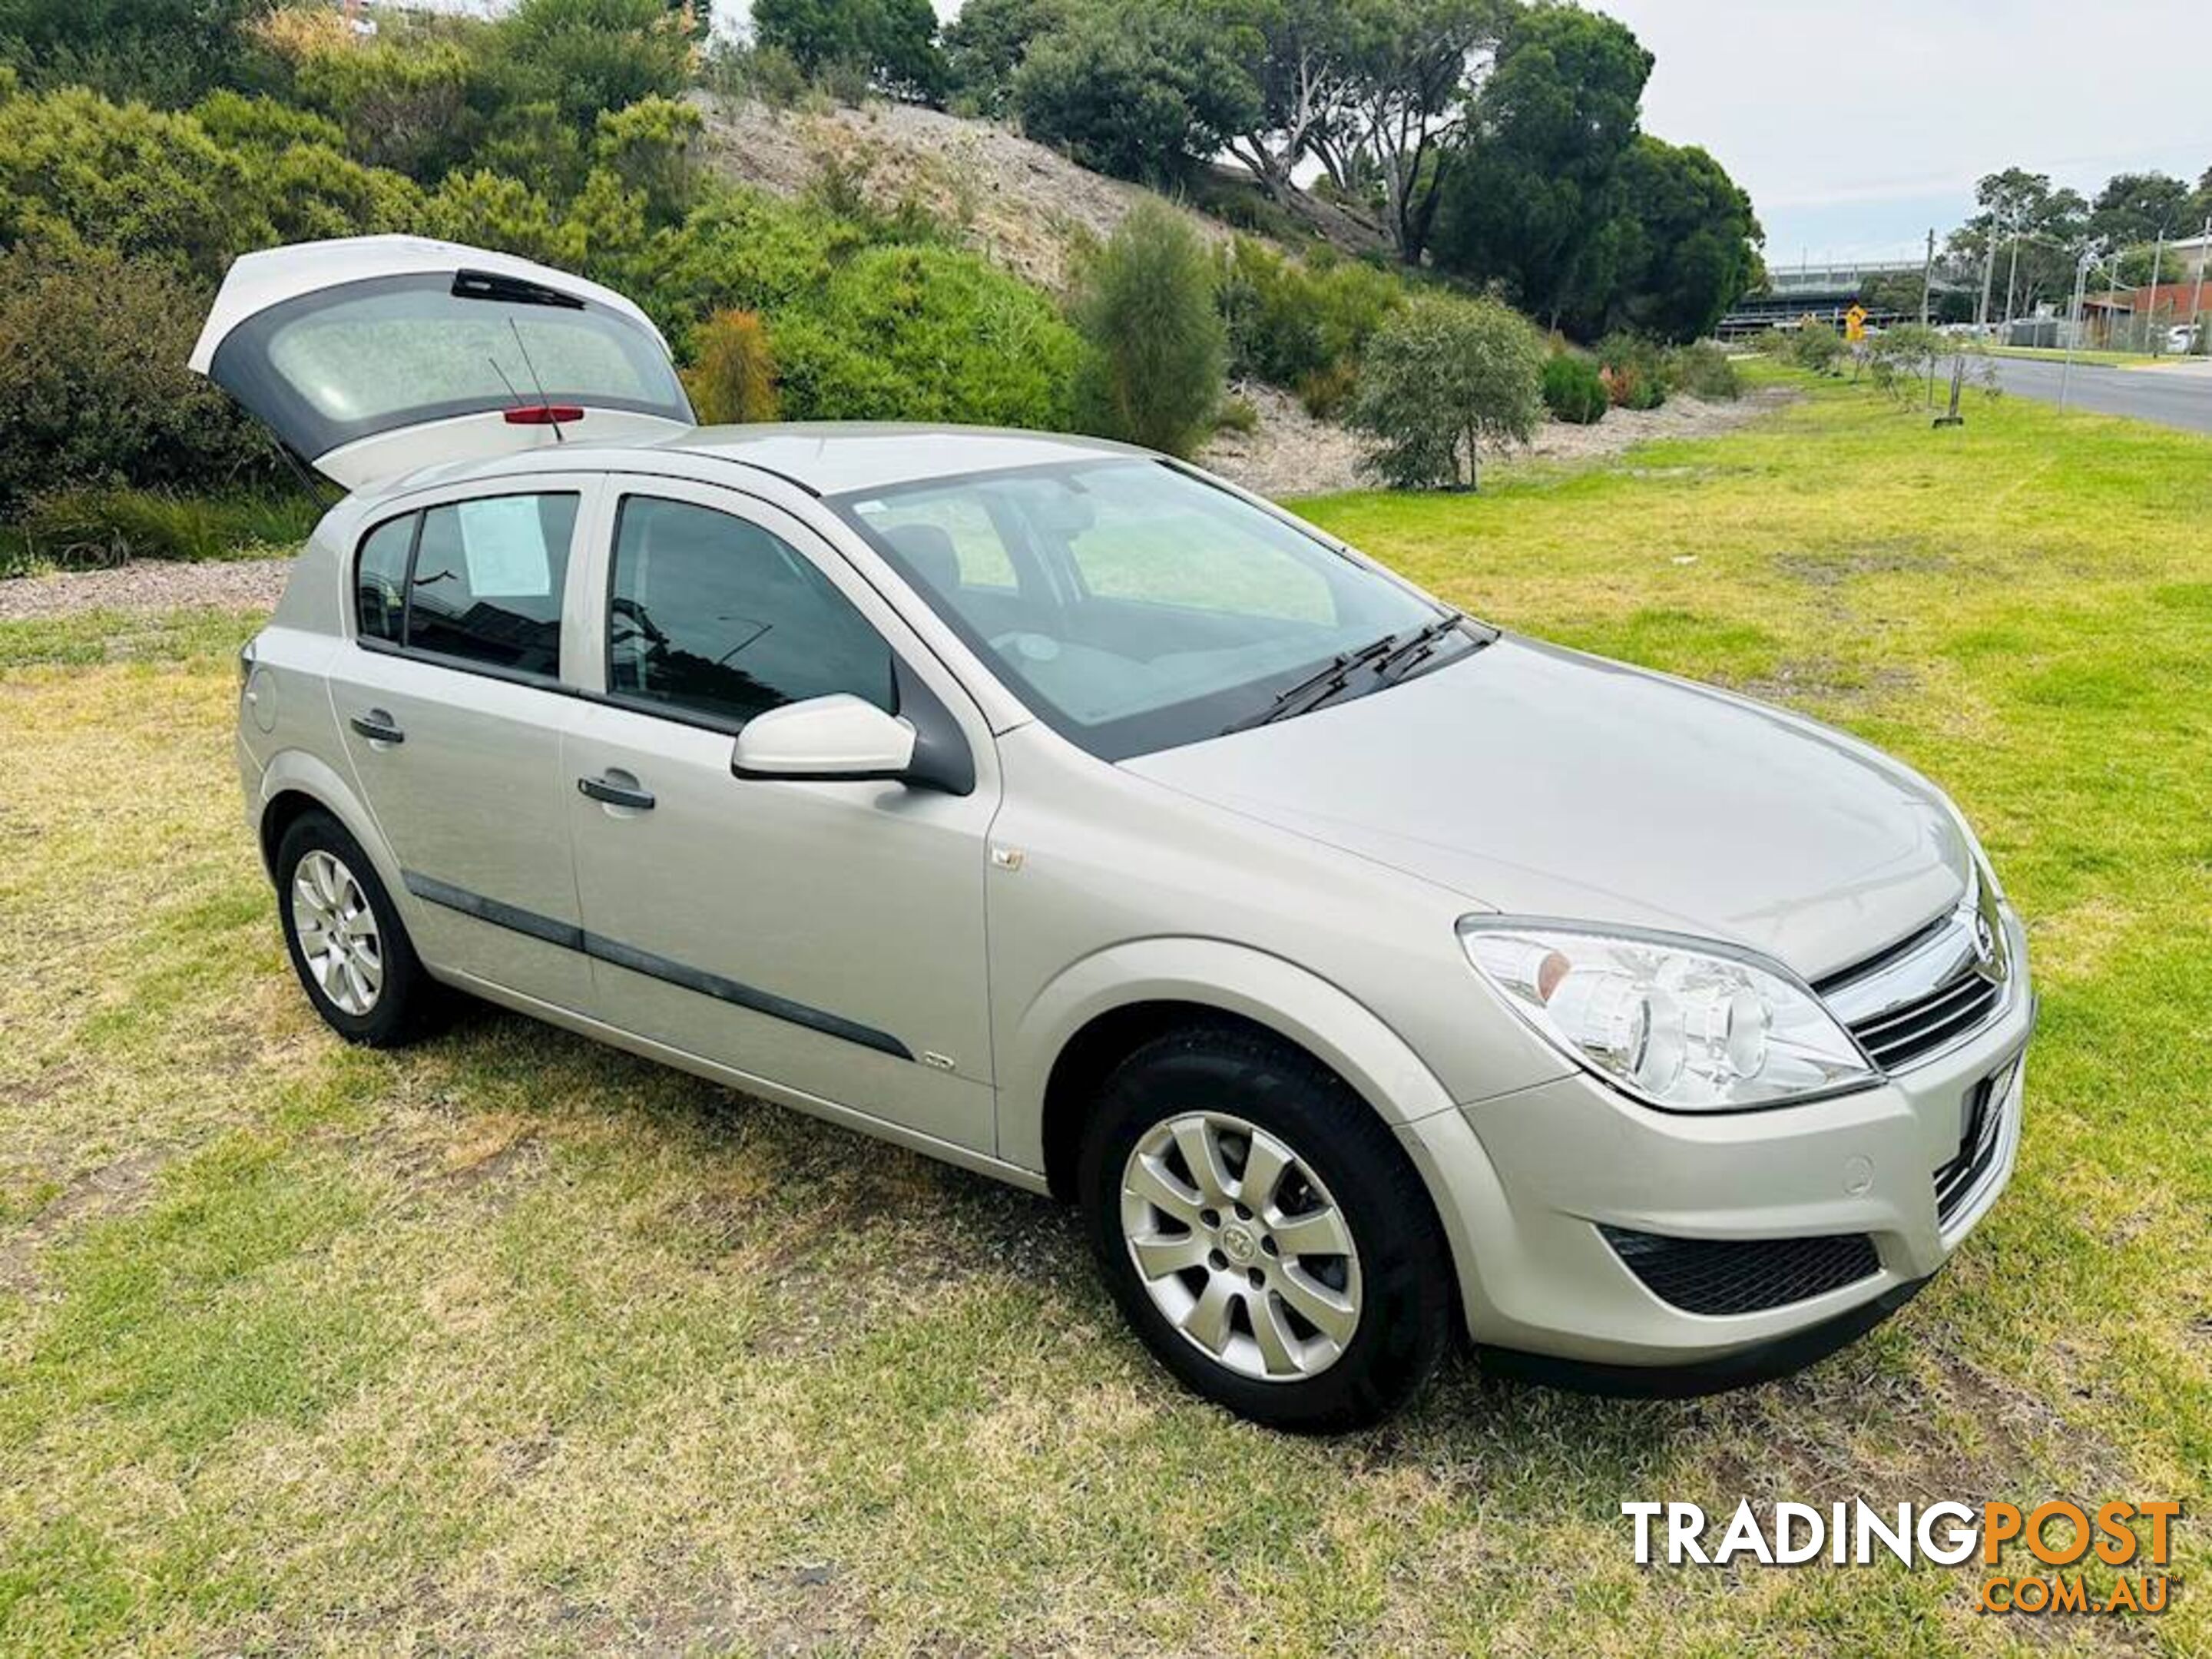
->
(203, 237), (2032, 1429)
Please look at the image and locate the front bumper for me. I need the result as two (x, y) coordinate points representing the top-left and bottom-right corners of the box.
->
(1399, 906), (2033, 1381)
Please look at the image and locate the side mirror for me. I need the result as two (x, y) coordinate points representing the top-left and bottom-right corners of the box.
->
(730, 694), (917, 783)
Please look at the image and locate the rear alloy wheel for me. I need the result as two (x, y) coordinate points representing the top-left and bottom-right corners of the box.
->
(275, 810), (439, 1047)
(1079, 1025), (1452, 1432)
(290, 849), (384, 1016)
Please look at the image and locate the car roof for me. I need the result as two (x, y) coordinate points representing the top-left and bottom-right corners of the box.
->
(358, 422), (1153, 506)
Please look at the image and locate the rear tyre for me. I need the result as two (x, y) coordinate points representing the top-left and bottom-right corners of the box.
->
(1077, 1023), (1453, 1432)
(274, 809), (439, 1047)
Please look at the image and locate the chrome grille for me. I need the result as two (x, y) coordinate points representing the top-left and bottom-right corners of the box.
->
(1816, 879), (2010, 1074)
(1849, 972), (2004, 1069)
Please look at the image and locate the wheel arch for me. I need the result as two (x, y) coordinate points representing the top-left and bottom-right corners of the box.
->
(252, 749), (405, 906)
(1008, 939), (1461, 1199)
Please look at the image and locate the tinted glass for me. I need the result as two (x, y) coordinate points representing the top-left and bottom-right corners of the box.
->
(355, 513), (414, 644)
(210, 273), (692, 460)
(843, 461), (1455, 759)
(609, 497), (896, 730)
(405, 494), (578, 678)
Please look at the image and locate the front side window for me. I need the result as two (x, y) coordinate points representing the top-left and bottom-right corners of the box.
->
(351, 492), (578, 679)
(841, 461), (1466, 759)
(608, 496), (896, 730)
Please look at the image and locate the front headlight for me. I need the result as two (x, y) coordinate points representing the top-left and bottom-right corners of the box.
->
(1458, 919), (1878, 1111)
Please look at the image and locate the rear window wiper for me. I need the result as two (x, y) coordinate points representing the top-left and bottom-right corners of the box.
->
(452, 270), (584, 310)
(1230, 631), (1405, 731)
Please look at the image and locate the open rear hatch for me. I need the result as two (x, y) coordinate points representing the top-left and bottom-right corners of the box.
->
(189, 235), (694, 491)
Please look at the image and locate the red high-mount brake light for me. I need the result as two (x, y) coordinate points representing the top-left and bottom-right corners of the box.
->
(502, 406), (585, 426)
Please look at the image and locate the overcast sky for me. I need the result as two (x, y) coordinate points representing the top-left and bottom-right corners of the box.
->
(540, 0), (2212, 262)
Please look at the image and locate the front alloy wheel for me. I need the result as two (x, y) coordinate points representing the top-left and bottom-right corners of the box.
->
(1121, 1111), (1363, 1381)
(1079, 1024), (1452, 1432)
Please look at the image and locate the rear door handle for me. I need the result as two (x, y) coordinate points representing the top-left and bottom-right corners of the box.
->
(349, 710), (405, 745)
(578, 773), (655, 811)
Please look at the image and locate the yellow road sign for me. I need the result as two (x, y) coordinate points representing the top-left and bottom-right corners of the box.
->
(1845, 303), (1869, 343)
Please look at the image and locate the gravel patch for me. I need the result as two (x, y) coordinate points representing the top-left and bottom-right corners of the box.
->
(1198, 381), (1796, 500)
(0, 556), (293, 623)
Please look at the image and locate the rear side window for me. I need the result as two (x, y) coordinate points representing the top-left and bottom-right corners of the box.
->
(353, 493), (578, 680)
(355, 515), (413, 644)
(608, 495), (895, 730)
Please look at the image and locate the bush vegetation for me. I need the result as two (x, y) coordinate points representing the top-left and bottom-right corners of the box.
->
(2, 486), (316, 573)
(1662, 339), (1740, 401)
(1350, 296), (1545, 490)
(1541, 353), (1608, 425)
(1070, 201), (1226, 457)
(685, 309), (781, 424)
(1217, 240), (1402, 418)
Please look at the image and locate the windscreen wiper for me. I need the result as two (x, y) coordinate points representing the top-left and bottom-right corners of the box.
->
(1231, 631), (1405, 731)
(1369, 612), (1473, 683)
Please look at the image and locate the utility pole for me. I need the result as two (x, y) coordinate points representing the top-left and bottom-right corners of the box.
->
(2061, 252), (2091, 410)
(1976, 227), (1998, 331)
(2147, 224), (2167, 352)
(1922, 227), (1937, 407)
(2002, 227), (2022, 329)
(2191, 215), (2210, 355)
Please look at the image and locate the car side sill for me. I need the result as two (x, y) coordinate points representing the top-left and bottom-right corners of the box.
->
(432, 965), (1051, 1196)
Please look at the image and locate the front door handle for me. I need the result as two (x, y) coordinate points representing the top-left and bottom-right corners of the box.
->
(578, 773), (655, 811)
(349, 709), (406, 745)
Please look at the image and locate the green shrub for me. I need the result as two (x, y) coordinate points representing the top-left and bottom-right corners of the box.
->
(1595, 332), (1667, 409)
(293, 37), (478, 180)
(0, 0), (263, 104)
(0, 86), (267, 280)
(1664, 339), (1740, 400)
(1541, 353), (1608, 424)
(0, 242), (282, 520)
(1350, 295), (1545, 490)
(593, 94), (703, 226)
(1218, 239), (1402, 417)
(1761, 320), (1844, 375)
(687, 310), (780, 423)
(1211, 395), (1260, 436)
(1070, 200), (1224, 457)
(7, 487), (315, 570)
(773, 244), (1085, 429)
(499, 0), (694, 127)
(1012, 5), (1258, 185)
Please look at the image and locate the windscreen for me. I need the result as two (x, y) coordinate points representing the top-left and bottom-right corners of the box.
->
(842, 461), (1460, 759)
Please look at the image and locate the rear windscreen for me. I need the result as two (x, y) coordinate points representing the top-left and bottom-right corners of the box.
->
(208, 273), (691, 459)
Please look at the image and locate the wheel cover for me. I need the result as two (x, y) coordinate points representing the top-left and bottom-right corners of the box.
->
(1120, 1111), (1363, 1382)
(290, 849), (383, 1017)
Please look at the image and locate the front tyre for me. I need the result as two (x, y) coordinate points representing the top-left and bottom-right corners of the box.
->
(275, 809), (439, 1047)
(1078, 1025), (1452, 1432)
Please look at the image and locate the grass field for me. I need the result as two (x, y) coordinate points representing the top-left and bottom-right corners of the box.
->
(2, 369), (2207, 1655)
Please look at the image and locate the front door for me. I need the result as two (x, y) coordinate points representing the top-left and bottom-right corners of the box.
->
(561, 482), (1001, 1153)
(331, 485), (598, 1011)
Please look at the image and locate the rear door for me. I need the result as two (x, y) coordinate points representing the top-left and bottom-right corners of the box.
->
(332, 480), (601, 1012)
(190, 235), (693, 489)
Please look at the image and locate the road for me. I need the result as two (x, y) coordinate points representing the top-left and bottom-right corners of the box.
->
(1982, 355), (2212, 434)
